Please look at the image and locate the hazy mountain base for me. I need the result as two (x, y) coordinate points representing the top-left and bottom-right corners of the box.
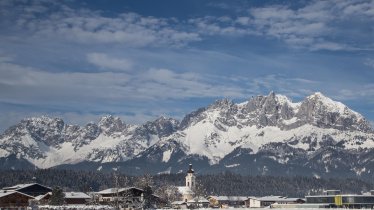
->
(0, 169), (372, 197)
(50, 145), (374, 182)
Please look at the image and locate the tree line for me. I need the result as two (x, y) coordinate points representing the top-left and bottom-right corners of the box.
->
(0, 169), (373, 197)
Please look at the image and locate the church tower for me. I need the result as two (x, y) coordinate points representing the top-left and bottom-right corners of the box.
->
(185, 164), (195, 190)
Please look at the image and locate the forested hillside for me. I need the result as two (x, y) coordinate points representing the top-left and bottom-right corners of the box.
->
(0, 169), (372, 197)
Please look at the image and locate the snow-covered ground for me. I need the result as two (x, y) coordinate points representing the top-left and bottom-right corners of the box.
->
(38, 205), (114, 210)
(158, 209), (371, 210)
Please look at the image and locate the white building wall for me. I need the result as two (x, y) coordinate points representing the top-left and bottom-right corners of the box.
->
(185, 173), (195, 190)
(249, 198), (262, 208)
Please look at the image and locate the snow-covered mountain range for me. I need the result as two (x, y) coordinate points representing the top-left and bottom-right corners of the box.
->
(1, 92), (374, 179)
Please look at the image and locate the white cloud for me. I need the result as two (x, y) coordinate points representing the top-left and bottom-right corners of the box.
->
(252, 0), (374, 50)
(0, 60), (132, 104)
(3, 0), (372, 51)
(253, 75), (315, 97)
(235, 17), (251, 26)
(137, 68), (248, 99)
(87, 53), (132, 71)
(190, 0), (374, 51)
(0, 58), (249, 106)
(3, 2), (200, 48)
(189, 16), (257, 36)
(310, 42), (347, 51)
(342, 1), (374, 17)
(338, 84), (374, 100)
(364, 58), (374, 69)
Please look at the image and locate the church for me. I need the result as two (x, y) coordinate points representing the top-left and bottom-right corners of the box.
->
(173, 164), (209, 208)
(177, 164), (196, 202)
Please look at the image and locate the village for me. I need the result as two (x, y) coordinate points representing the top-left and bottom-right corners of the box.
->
(1, 165), (374, 210)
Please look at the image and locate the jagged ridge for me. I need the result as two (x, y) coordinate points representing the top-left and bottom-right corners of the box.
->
(0, 92), (373, 179)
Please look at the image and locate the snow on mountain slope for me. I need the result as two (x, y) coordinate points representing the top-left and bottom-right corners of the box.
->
(0, 92), (372, 171)
(160, 114), (373, 165)
(143, 92), (373, 167)
(0, 115), (179, 168)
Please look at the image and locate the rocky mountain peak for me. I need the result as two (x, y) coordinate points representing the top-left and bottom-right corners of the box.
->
(305, 92), (346, 113)
(154, 116), (179, 128)
(209, 98), (234, 110)
(179, 107), (207, 129)
(25, 116), (65, 129)
(98, 115), (126, 134)
(296, 92), (371, 132)
(21, 116), (66, 147)
(142, 116), (179, 138)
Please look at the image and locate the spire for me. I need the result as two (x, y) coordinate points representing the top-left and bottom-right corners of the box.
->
(187, 164), (194, 173)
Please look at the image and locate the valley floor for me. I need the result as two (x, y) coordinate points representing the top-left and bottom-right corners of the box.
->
(37, 208), (374, 210)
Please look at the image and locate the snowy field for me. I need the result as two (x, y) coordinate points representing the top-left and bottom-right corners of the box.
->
(159, 209), (372, 210)
(38, 205), (114, 210)
(37, 207), (372, 210)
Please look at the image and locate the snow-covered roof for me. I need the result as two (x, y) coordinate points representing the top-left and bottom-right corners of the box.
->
(64, 192), (91, 199)
(3, 183), (51, 191)
(209, 196), (248, 201)
(177, 186), (193, 195)
(187, 197), (209, 203)
(0, 190), (34, 199)
(3, 183), (34, 190)
(0, 190), (16, 198)
(249, 196), (280, 201)
(258, 196), (284, 200)
(96, 187), (143, 195)
(171, 201), (187, 205)
(251, 196), (302, 202)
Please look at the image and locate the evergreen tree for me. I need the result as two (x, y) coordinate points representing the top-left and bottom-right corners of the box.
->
(143, 185), (153, 209)
(49, 186), (65, 205)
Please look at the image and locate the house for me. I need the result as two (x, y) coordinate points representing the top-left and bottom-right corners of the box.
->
(95, 187), (162, 209)
(96, 187), (143, 209)
(171, 201), (187, 209)
(246, 196), (304, 207)
(64, 192), (91, 205)
(3, 183), (52, 197)
(0, 190), (34, 209)
(187, 197), (210, 208)
(208, 196), (248, 208)
(245, 196), (261, 208)
(247, 196), (284, 207)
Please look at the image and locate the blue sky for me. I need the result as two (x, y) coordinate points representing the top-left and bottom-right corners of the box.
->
(0, 0), (373, 131)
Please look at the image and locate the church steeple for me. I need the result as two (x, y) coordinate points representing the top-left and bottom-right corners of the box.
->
(185, 164), (195, 189)
(187, 164), (194, 174)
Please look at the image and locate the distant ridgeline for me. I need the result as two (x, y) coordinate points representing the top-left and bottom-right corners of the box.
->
(0, 169), (373, 197)
(1, 92), (374, 179)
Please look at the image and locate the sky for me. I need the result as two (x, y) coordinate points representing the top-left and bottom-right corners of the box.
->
(0, 0), (373, 131)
